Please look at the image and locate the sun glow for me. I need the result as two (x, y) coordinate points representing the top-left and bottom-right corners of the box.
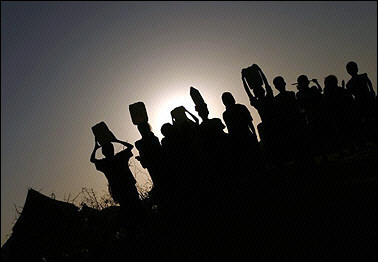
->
(149, 93), (198, 140)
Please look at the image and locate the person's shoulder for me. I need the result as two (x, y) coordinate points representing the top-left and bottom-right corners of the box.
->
(346, 78), (353, 88)
(152, 134), (160, 143)
(295, 90), (303, 98)
(235, 103), (248, 110)
(210, 117), (224, 125)
(358, 73), (370, 81)
(116, 148), (133, 158)
(287, 91), (297, 100)
(135, 139), (142, 147)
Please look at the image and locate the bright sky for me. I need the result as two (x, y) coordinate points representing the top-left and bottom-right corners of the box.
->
(1, 1), (377, 245)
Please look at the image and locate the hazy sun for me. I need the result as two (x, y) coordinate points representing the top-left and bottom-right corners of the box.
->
(150, 94), (197, 139)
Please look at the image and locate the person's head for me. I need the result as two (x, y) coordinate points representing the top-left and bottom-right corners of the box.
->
(161, 123), (175, 137)
(101, 142), (114, 158)
(273, 76), (286, 92)
(137, 122), (152, 137)
(324, 75), (338, 88)
(222, 92), (236, 107)
(346, 61), (358, 76)
(196, 104), (209, 120)
(297, 75), (310, 89)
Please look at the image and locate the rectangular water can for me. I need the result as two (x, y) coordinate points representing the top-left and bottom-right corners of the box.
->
(91, 121), (117, 145)
(129, 102), (148, 125)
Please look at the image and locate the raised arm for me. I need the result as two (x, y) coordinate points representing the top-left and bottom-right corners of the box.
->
(257, 67), (273, 98)
(311, 79), (322, 92)
(185, 108), (200, 125)
(365, 73), (376, 96)
(115, 139), (134, 150)
(90, 141), (101, 163)
(242, 69), (255, 101)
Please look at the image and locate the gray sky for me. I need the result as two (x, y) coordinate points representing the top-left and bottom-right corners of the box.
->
(1, 1), (377, 245)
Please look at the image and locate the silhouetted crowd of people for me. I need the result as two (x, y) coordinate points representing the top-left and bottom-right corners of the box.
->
(89, 61), (377, 250)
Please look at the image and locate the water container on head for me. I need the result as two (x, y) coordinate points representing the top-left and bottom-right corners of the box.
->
(244, 64), (263, 90)
(129, 102), (149, 125)
(190, 86), (206, 107)
(91, 121), (117, 146)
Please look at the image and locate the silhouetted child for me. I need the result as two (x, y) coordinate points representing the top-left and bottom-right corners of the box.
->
(197, 103), (227, 152)
(159, 123), (180, 204)
(294, 75), (324, 159)
(195, 101), (229, 199)
(135, 122), (164, 201)
(170, 106), (201, 166)
(295, 75), (323, 124)
(320, 75), (356, 155)
(242, 66), (275, 143)
(273, 76), (304, 129)
(272, 76), (305, 164)
(222, 92), (257, 146)
(242, 65), (275, 124)
(345, 61), (376, 125)
(222, 92), (262, 176)
(90, 138), (140, 234)
(161, 123), (179, 155)
(160, 121), (198, 213)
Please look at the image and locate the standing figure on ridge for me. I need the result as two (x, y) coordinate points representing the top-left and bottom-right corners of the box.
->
(294, 75), (323, 125)
(90, 139), (139, 207)
(221, 92), (262, 175)
(294, 75), (323, 159)
(90, 137), (141, 233)
(271, 76), (305, 164)
(241, 64), (275, 142)
(345, 61), (376, 126)
(320, 74), (357, 155)
(135, 122), (164, 201)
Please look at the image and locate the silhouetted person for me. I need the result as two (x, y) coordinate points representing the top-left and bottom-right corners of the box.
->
(222, 92), (257, 145)
(135, 122), (164, 200)
(294, 75), (324, 159)
(345, 61), (376, 124)
(90, 139), (141, 236)
(190, 86), (227, 143)
(190, 86), (229, 180)
(161, 123), (179, 154)
(170, 106), (201, 168)
(197, 102), (227, 149)
(195, 100), (229, 199)
(160, 120), (199, 213)
(159, 123), (180, 203)
(242, 65), (275, 127)
(320, 75), (357, 155)
(295, 75), (323, 124)
(221, 92), (262, 176)
(272, 76), (305, 164)
(171, 106), (199, 130)
(273, 76), (304, 128)
(242, 65), (278, 168)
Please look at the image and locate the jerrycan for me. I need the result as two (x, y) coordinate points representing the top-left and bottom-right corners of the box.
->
(91, 121), (117, 146)
(244, 63), (263, 90)
(190, 86), (206, 107)
(129, 102), (149, 125)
